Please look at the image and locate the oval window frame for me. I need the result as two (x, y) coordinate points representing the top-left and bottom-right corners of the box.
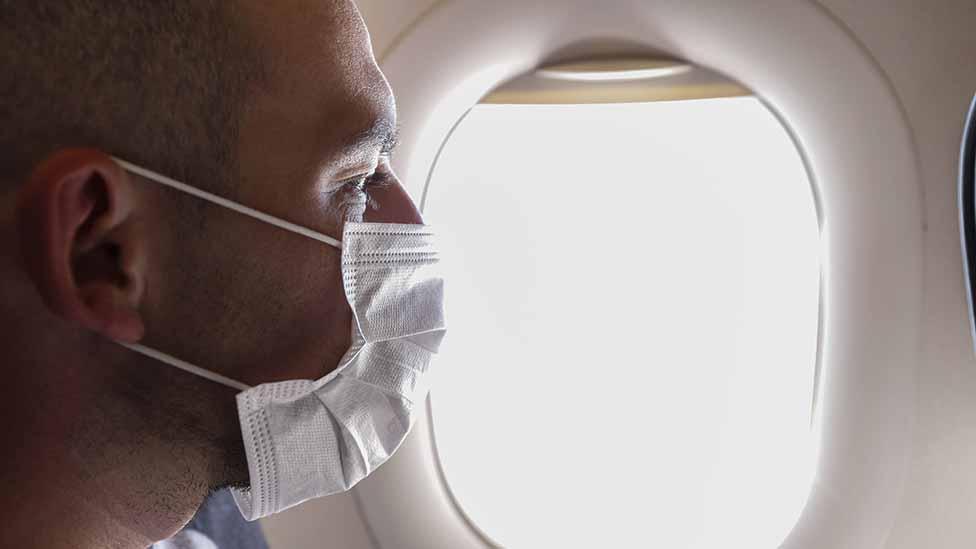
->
(351, 3), (923, 549)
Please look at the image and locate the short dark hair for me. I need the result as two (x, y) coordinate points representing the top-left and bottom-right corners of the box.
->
(0, 1), (259, 190)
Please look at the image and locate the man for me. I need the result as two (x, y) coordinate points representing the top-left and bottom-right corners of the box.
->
(0, 1), (440, 547)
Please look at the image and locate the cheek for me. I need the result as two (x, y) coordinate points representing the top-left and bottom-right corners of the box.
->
(232, 235), (353, 385)
(148, 207), (353, 387)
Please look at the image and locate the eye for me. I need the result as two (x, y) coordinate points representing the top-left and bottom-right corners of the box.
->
(347, 169), (390, 200)
(347, 175), (371, 197)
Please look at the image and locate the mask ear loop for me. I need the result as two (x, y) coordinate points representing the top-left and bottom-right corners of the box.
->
(117, 341), (252, 392)
(108, 157), (344, 392)
(110, 157), (344, 249)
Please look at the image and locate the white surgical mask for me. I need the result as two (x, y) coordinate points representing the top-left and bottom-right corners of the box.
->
(110, 157), (446, 521)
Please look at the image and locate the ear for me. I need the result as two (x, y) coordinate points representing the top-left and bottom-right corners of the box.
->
(17, 148), (147, 342)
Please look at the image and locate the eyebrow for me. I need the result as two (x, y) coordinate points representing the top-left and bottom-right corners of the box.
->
(347, 115), (400, 158)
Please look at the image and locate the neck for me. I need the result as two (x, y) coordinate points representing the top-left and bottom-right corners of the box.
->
(0, 334), (214, 549)
(0, 388), (212, 549)
(0, 461), (157, 549)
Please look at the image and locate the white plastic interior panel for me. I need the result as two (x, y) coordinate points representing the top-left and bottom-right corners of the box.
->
(260, 1), (976, 548)
(352, 2), (923, 549)
(426, 99), (819, 548)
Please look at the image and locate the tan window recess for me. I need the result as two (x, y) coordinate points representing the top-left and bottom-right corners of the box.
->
(481, 57), (750, 105)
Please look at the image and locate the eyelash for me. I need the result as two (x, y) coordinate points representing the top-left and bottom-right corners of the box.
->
(341, 152), (395, 205)
(347, 170), (388, 202)
(348, 170), (387, 208)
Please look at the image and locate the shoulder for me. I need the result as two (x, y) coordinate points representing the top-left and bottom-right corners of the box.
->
(154, 489), (270, 549)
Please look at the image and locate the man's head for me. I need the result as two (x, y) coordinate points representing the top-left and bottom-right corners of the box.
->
(0, 1), (420, 545)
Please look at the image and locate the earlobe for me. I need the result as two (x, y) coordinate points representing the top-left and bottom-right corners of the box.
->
(17, 148), (147, 342)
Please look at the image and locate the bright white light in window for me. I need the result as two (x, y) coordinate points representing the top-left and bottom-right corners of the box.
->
(425, 98), (819, 549)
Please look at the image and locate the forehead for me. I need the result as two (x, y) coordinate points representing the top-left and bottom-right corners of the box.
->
(243, 0), (374, 77)
(239, 0), (395, 172)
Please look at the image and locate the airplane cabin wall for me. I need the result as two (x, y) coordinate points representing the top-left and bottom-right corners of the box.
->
(813, 2), (976, 547)
(260, 1), (976, 547)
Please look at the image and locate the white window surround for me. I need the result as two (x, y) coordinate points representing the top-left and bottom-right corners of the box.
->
(350, 2), (923, 549)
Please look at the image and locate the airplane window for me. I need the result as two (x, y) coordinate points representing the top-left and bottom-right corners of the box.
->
(424, 97), (819, 548)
